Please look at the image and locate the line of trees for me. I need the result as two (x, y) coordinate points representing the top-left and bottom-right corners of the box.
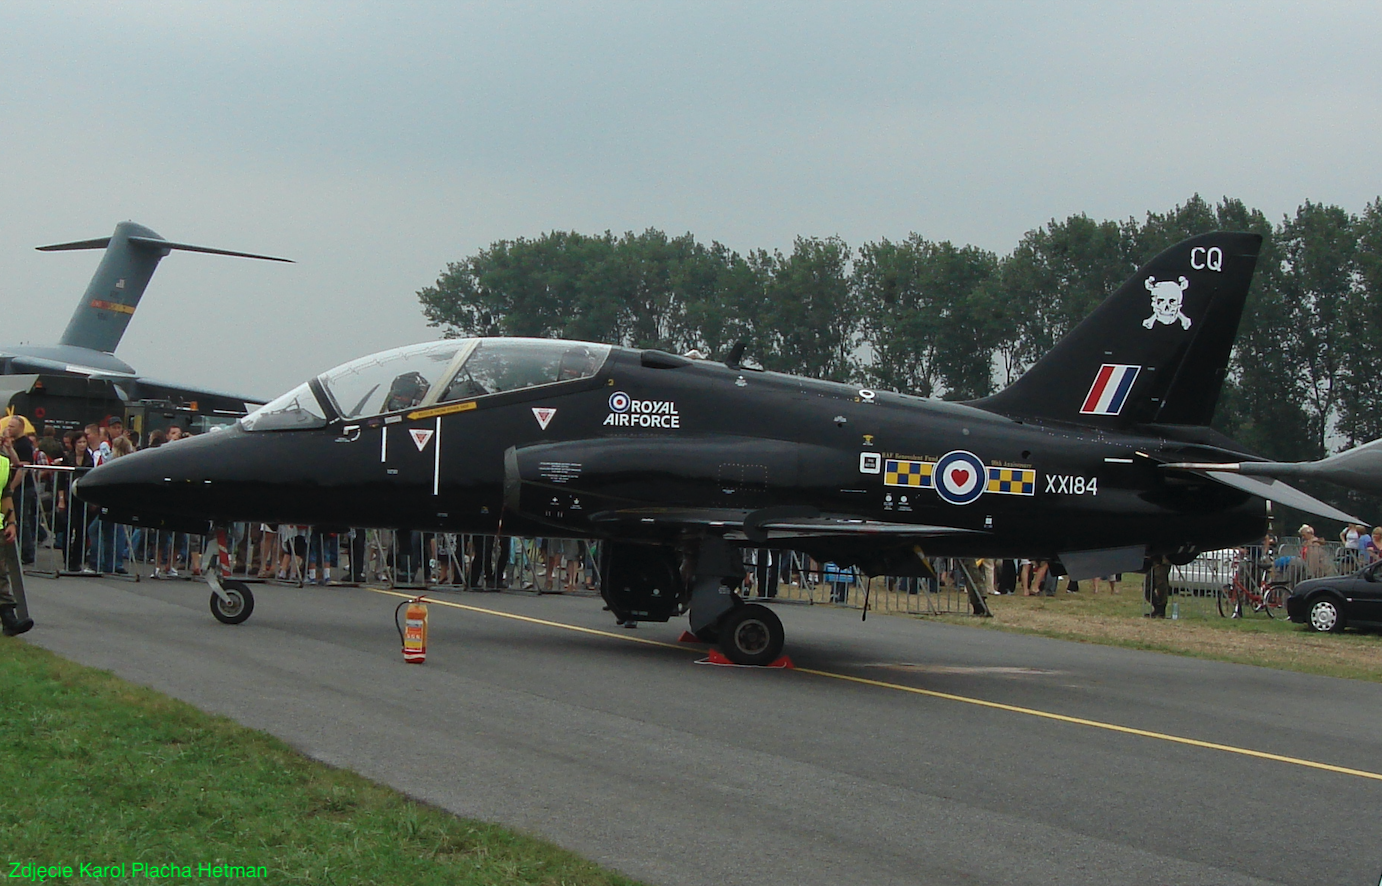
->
(417, 195), (1382, 467)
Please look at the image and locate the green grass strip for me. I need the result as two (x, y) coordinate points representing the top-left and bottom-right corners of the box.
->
(0, 640), (644, 885)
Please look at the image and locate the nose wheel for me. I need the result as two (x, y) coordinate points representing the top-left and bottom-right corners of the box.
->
(210, 579), (255, 625)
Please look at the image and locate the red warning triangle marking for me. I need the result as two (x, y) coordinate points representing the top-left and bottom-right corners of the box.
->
(409, 428), (434, 451)
(532, 407), (556, 430)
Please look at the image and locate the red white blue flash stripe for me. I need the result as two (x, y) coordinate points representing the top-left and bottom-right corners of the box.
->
(1080, 364), (1140, 415)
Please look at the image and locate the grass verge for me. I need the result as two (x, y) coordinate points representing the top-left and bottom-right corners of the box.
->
(0, 639), (643, 885)
(930, 576), (1382, 682)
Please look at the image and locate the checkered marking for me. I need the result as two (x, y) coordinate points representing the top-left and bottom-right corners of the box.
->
(986, 467), (1036, 496)
(884, 459), (933, 488)
(883, 459), (1035, 497)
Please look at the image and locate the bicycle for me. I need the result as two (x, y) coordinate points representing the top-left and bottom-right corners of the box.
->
(1217, 555), (1289, 618)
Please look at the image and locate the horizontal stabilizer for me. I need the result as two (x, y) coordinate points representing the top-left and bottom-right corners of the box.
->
(35, 237), (112, 252)
(1202, 471), (1364, 525)
(1170, 439), (1382, 499)
(5, 354), (135, 378)
(127, 237), (293, 263)
(41, 221), (292, 354)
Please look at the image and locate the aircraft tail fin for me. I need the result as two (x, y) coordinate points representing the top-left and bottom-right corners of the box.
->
(971, 231), (1262, 428)
(39, 221), (291, 355)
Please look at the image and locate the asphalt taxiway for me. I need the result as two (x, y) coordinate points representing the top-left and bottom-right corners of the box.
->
(18, 575), (1382, 885)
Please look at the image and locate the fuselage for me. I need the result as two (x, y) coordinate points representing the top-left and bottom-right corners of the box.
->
(78, 337), (1265, 562)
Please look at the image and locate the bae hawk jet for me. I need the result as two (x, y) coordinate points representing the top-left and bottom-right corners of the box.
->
(77, 232), (1359, 664)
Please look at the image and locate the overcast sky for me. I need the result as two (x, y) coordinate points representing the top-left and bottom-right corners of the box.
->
(2, 1), (1379, 400)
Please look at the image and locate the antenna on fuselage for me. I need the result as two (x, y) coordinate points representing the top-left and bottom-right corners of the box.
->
(724, 340), (747, 370)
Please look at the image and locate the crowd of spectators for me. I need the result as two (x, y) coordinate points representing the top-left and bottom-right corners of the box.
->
(0, 415), (198, 575)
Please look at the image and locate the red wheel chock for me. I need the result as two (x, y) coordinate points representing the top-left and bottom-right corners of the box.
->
(701, 649), (794, 668)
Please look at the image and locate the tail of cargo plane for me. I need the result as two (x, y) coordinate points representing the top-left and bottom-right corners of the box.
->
(37, 221), (292, 355)
(971, 231), (1262, 429)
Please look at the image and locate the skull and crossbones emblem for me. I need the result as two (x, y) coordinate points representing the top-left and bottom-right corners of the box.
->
(1142, 276), (1192, 330)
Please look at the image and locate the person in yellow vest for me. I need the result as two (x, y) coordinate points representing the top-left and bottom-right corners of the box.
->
(0, 440), (34, 636)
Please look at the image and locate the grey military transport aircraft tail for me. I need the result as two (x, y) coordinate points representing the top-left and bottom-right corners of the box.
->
(77, 230), (1363, 665)
(2, 221), (291, 409)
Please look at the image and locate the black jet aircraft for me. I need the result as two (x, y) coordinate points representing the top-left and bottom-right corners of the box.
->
(77, 232), (1360, 664)
(4, 221), (291, 412)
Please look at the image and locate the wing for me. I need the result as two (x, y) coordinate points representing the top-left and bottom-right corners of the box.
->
(587, 506), (985, 543)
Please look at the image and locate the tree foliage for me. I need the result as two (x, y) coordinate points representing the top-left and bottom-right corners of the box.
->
(418, 195), (1382, 465)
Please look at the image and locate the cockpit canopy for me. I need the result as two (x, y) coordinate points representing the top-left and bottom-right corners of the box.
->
(241, 338), (611, 431)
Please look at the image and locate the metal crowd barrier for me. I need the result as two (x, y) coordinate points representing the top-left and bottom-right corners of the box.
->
(1164, 537), (1368, 618)
(750, 550), (986, 616)
(16, 464), (138, 581)
(15, 466), (979, 615)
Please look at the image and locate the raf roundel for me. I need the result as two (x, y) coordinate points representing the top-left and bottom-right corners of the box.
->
(608, 391), (631, 413)
(933, 450), (987, 505)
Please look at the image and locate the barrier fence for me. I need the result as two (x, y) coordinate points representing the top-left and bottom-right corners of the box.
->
(15, 465), (1020, 619)
(1163, 538), (1364, 618)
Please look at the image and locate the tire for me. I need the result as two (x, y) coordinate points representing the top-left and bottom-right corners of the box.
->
(210, 580), (255, 625)
(716, 603), (785, 666)
(1261, 584), (1289, 618)
(1305, 595), (1345, 633)
(1217, 586), (1239, 618)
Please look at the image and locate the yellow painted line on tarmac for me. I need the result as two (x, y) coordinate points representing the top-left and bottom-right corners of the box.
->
(791, 667), (1382, 783)
(364, 587), (1382, 783)
(365, 587), (688, 652)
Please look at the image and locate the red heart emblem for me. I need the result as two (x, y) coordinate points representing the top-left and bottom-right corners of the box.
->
(950, 468), (970, 486)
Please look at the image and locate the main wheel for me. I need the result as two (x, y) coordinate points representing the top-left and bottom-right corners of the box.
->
(1217, 586), (1240, 618)
(210, 580), (255, 625)
(1261, 584), (1289, 618)
(716, 603), (785, 666)
(1306, 596), (1345, 633)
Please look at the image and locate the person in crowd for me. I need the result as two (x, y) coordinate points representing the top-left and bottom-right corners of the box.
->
(755, 548), (781, 599)
(560, 537), (582, 592)
(89, 434), (133, 573)
(1145, 555), (1171, 618)
(1021, 559), (1050, 596)
(307, 528), (337, 584)
(60, 430), (79, 462)
(36, 425), (63, 463)
(0, 439), (33, 636)
(1298, 524), (1330, 578)
(1365, 527), (1382, 564)
(1339, 523), (1365, 571)
(255, 524), (277, 579)
(467, 535), (506, 589)
(825, 560), (853, 604)
(83, 423), (111, 466)
(4, 416), (38, 565)
(278, 524), (307, 580)
(57, 434), (95, 572)
(165, 425), (185, 442)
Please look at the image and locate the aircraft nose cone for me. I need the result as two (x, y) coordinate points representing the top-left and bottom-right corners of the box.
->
(75, 431), (234, 522)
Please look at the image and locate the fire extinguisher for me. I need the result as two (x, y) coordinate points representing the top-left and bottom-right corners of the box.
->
(395, 597), (428, 664)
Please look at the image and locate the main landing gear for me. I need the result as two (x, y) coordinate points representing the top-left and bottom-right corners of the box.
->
(600, 538), (787, 666)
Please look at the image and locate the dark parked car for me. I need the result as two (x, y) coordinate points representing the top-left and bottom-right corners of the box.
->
(1287, 560), (1382, 632)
